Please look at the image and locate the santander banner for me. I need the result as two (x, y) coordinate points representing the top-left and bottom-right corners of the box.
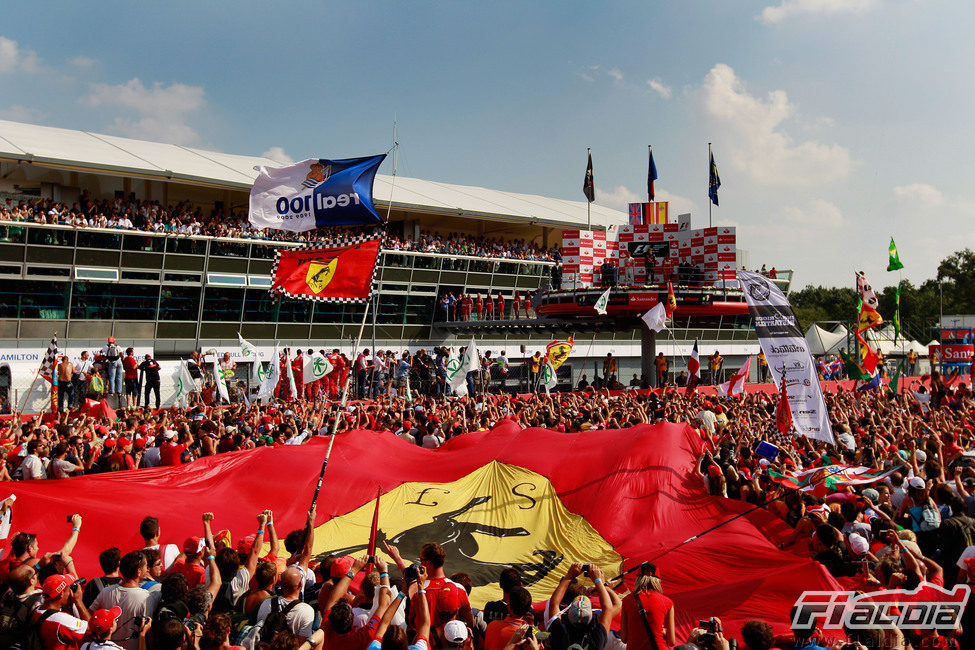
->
(941, 344), (974, 363)
(738, 271), (835, 446)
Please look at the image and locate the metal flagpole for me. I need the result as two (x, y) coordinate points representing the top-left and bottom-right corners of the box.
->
(309, 134), (399, 512)
(586, 147), (591, 229)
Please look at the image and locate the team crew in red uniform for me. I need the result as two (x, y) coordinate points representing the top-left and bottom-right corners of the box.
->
(484, 296), (494, 320)
(512, 292), (522, 319)
(524, 294), (532, 318)
(475, 294), (484, 321)
(497, 291), (505, 320)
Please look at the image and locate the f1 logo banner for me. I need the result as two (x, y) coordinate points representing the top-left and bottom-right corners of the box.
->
(738, 271), (835, 446)
(249, 155), (386, 232)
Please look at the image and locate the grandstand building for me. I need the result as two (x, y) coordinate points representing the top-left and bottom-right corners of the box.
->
(0, 120), (780, 406)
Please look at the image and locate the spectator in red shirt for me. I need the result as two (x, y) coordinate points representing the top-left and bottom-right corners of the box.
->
(159, 430), (187, 466)
(320, 555), (385, 650)
(410, 543), (474, 633)
(33, 574), (90, 650)
(620, 568), (676, 650)
(169, 537), (207, 588)
(483, 585), (534, 650)
(122, 348), (139, 409)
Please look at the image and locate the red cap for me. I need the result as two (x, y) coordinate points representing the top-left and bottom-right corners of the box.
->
(138, 424), (150, 434)
(437, 583), (465, 613)
(329, 555), (355, 578)
(118, 438), (132, 447)
(237, 534), (255, 555)
(42, 574), (71, 599)
(402, 421), (412, 429)
(707, 465), (722, 478)
(183, 536), (205, 555)
(103, 438), (116, 449)
(108, 336), (115, 343)
(89, 606), (122, 635)
(133, 437), (146, 449)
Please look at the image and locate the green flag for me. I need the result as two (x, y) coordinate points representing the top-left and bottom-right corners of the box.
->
(840, 349), (872, 381)
(887, 358), (905, 396)
(893, 283), (901, 343)
(887, 237), (904, 271)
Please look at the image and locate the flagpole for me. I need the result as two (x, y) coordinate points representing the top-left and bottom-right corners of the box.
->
(708, 142), (712, 228)
(586, 147), (591, 229)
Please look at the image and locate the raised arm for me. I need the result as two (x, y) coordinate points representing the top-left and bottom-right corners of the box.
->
(589, 566), (621, 631)
(245, 512), (268, 577)
(414, 564), (431, 641)
(548, 562), (582, 621)
(59, 514), (82, 557)
(265, 510), (280, 559)
(322, 555), (368, 612)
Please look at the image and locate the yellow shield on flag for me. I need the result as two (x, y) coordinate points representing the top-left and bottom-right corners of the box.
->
(306, 258), (338, 294)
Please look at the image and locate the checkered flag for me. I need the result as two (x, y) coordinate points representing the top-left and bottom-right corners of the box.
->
(39, 335), (59, 384)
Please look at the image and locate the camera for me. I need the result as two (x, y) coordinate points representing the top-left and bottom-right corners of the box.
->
(581, 564), (590, 576)
(698, 617), (718, 649)
(134, 616), (149, 627)
(71, 577), (87, 590)
(403, 562), (419, 583)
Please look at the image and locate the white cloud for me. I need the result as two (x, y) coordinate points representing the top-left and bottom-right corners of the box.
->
(87, 78), (206, 144)
(607, 67), (624, 83)
(0, 104), (46, 123)
(701, 63), (852, 187)
(262, 146), (293, 165)
(760, 0), (878, 25)
(0, 36), (40, 74)
(647, 78), (672, 100)
(781, 198), (844, 227)
(595, 184), (640, 211)
(69, 56), (97, 69)
(893, 183), (946, 207)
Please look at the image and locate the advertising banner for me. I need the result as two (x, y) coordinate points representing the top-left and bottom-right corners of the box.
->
(738, 271), (835, 445)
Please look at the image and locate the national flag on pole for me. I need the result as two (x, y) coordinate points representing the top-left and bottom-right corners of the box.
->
(583, 150), (595, 203)
(839, 349), (872, 381)
(857, 372), (882, 392)
(769, 464), (901, 496)
(887, 237), (904, 271)
(641, 303), (668, 332)
(238, 333), (264, 385)
(546, 338), (574, 370)
(628, 203), (644, 225)
(594, 287), (611, 315)
(648, 145), (658, 201)
(687, 340), (701, 379)
(256, 343), (281, 402)
(249, 155), (386, 232)
(39, 336), (59, 384)
(887, 358), (905, 396)
(708, 151), (721, 206)
(717, 357), (751, 397)
(367, 485), (381, 558)
(666, 282), (677, 317)
(271, 238), (380, 302)
(775, 376), (792, 436)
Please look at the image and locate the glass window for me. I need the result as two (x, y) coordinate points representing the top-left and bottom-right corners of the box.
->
(377, 295), (408, 325)
(159, 285), (201, 321)
(210, 241), (249, 257)
(243, 289), (278, 322)
(202, 287), (244, 322)
(27, 267), (70, 277)
(77, 230), (122, 250)
(312, 302), (344, 324)
(121, 270), (160, 281)
(123, 233), (165, 252)
(406, 295), (436, 324)
(27, 228), (74, 247)
(251, 243), (279, 260)
(163, 273), (201, 283)
(0, 280), (68, 318)
(70, 282), (159, 320)
(0, 224), (27, 243)
(166, 237), (207, 255)
(206, 273), (248, 286)
(248, 276), (272, 287)
(277, 296), (312, 323)
(75, 268), (119, 281)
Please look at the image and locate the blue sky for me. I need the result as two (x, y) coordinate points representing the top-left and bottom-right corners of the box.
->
(1, 1), (971, 289)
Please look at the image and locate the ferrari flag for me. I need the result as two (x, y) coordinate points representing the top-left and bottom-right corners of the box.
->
(271, 238), (380, 302)
(249, 155), (386, 232)
(546, 337), (574, 370)
(4, 422), (841, 640)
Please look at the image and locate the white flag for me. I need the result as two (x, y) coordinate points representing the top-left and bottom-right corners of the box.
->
(641, 303), (668, 332)
(212, 359), (230, 404)
(717, 356), (751, 397)
(257, 344), (281, 402)
(542, 360), (558, 394)
(0, 494), (15, 544)
(303, 351), (331, 384)
(285, 350), (297, 398)
(448, 337), (479, 396)
(594, 287), (611, 315)
(173, 360), (197, 408)
(238, 333), (264, 385)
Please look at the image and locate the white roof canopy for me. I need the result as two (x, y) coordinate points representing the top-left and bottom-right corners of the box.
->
(0, 119), (627, 229)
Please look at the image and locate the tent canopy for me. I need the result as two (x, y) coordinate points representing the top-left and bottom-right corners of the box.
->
(805, 324), (847, 356)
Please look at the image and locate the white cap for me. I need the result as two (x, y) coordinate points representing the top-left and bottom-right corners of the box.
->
(163, 429), (176, 440)
(908, 476), (926, 490)
(848, 533), (869, 556)
(914, 450), (927, 462)
(443, 620), (468, 645)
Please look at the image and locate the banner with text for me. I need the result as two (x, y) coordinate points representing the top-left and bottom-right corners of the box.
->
(738, 271), (835, 445)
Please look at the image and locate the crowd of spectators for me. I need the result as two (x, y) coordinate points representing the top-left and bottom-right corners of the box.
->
(3, 361), (975, 647)
(0, 195), (560, 262)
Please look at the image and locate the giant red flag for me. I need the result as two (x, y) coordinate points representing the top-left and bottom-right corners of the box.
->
(4, 423), (839, 640)
(271, 237), (380, 302)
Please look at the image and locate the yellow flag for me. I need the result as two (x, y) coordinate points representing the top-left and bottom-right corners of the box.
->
(546, 337), (574, 370)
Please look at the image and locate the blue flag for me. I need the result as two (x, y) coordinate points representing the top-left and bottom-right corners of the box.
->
(648, 146), (658, 201)
(249, 154), (387, 232)
(708, 151), (721, 206)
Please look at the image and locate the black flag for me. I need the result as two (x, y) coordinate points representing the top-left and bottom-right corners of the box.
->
(583, 150), (595, 203)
